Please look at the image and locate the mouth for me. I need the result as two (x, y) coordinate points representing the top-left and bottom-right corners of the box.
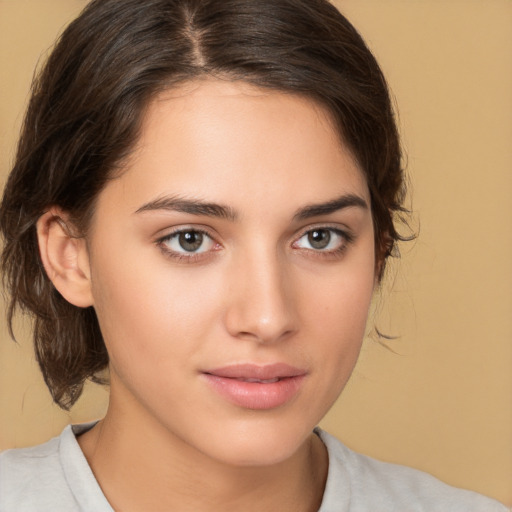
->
(231, 377), (280, 383)
(202, 363), (307, 410)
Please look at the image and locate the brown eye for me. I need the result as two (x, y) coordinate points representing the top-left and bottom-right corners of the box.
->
(294, 227), (350, 253)
(178, 231), (203, 252)
(161, 229), (215, 254)
(307, 229), (331, 249)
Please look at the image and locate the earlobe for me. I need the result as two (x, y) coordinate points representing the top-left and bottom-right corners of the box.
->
(36, 208), (93, 308)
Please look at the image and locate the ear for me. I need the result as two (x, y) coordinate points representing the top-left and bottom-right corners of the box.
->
(36, 208), (93, 307)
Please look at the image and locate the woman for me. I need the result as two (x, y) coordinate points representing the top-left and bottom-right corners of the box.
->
(0, 0), (507, 510)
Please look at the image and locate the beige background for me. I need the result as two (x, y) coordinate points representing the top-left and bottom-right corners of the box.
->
(1, 0), (511, 506)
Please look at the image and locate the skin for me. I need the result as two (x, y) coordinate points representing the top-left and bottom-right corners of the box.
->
(38, 79), (377, 511)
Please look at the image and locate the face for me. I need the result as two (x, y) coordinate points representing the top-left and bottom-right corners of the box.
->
(86, 79), (376, 466)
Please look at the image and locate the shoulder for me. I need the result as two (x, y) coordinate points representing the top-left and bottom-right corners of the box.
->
(0, 431), (79, 512)
(317, 429), (508, 512)
(0, 423), (110, 512)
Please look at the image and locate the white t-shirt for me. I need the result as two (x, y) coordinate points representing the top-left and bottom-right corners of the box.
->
(0, 424), (508, 512)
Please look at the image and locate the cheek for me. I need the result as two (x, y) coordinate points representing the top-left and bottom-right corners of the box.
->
(302, 256), (375, 371)
(89, 248), (224, 379)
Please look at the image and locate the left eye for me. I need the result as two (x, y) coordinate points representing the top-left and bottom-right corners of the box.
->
(161, 229), (215, 254)
(294, 228), (346, 251)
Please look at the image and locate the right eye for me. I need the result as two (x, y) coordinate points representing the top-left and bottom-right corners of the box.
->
(159, 229), (216, 256)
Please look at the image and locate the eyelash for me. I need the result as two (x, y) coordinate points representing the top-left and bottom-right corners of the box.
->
(293, 226), (354, 258)
(156, 225), (354, 263)
(157, 227), (219, 263)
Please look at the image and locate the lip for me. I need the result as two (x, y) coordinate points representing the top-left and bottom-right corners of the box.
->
(202, 363), (307, 410)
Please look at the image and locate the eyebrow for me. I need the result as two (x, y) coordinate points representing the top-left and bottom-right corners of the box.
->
(293, 194), (368, 220)
(135, 193), (368, 222)
(135, 195), (238, 221)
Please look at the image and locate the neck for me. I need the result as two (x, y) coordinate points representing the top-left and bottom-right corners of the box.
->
(78, 401), (328, 512)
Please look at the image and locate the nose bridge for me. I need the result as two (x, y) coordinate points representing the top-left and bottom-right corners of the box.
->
(224, 241), (297, 343)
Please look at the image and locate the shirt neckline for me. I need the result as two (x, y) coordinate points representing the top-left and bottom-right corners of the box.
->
(59, 423), (114, 512)
(61, 423), (343, 512)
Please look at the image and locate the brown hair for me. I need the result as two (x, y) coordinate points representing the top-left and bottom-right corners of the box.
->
(0, 0), (407, 409)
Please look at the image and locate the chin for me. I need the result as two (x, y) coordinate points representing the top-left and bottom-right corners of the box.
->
(197, 416), (316, 468)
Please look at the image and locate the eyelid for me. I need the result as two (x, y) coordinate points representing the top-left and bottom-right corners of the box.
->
(155, 224), (221, 243)
(293, 223), (354, 242)
(155, 225), (222, 261)
(291, 224), (355, 253)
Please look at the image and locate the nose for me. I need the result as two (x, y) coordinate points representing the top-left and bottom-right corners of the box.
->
(223, 248), (298, 344)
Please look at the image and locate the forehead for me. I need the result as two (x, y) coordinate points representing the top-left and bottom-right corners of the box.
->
(99, 79), (369, 217)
